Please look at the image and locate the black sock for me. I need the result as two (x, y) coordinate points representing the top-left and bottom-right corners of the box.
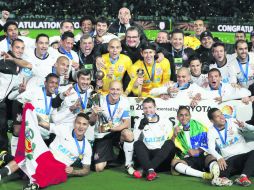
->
(4, 154), (14, 163)
(0, 166), (9, 178)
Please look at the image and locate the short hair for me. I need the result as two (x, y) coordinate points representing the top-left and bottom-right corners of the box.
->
(189, 55), (201, 64)
(208, 68), (221, 77)
(108, 38), (121, 44)
(157, 30), (170, 39)
(60, 20), (74, 29)
(142, 97), (156, 106)
(77, 69), (91, 79)
(126, 26), (141, 37)
(35, 33), (49, 43)
(80, 34), (93, 42)
(79, 15), (96, 26)
(207, 107), (220, 120)
(45, 73), (59, 82)
(177, 67), (191, 76)
(11, 39), (24, 47)
(234, 39), (248, 50)
(212, 42), (225, 51)
(76, 112), (90, 121)
(235, 30), (246, 37)
(171, 28), (184, 37)
(177, 106), (190, 116)
(96, 16), (109, 26)
(61, 31), (74, 41)
(4, 21), (18, 32)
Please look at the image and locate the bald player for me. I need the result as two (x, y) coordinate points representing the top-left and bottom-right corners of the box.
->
(90, 80), (135, 175)
(100, 38), (132, 94)
(108, 7), (146, 40)
(150, 67), (212, 102)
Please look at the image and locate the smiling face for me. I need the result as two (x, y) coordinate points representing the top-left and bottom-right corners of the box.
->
(143, 102), (156, 115)
(177, 108), (191, 126)
(126, 30), (140, 47)
(77, 74), (91, 91)
(193, 20), (205, 36)
(235, 41), (248, 62)
(212, 45), (226, 64)
(190, 59), (202, 77)
(208, 70), (221, 89)
(210, 110), (226, 128)
(45, 76), (59, 95)
(156, 32), (168, 43)
(96, 22), (108, 37)
(201, 36), (213, 49)
(109, 81), (122, 103)
(108, 39), (122, 59)
(36, 36), (49, 57)
(81, 20), (93, 34)
(141, 49), (155, 65)
(55, 57), (70, 76)
(61, 37), (74, 52)
(171, 32), (184, 50)
(118, 7), (131, 24)
(177, 68), (191, 86)
(12, 40), (25, 58)
(74, 116), (89, 138)
(60, 22), (74, 34)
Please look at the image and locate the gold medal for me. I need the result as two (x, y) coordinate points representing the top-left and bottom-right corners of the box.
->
(79, 154), (83, 160)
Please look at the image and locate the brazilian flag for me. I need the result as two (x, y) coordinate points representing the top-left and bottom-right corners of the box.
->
(174, 119), (208, 159)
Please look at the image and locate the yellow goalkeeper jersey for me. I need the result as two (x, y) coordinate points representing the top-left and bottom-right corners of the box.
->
(128, 58), (171, 97)
(100, 53), (132, 94)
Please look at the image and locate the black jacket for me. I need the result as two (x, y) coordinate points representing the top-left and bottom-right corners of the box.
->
(195, 45), (214, 74)
(108, 20), (147, 41)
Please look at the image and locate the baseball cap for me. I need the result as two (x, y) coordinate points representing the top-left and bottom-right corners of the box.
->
(200, 31), (213, 40)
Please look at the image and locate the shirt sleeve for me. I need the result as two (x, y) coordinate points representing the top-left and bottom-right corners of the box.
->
(222, 84), (251, 102)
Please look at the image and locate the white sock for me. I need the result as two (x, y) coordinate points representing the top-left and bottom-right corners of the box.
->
(5, 165), (11, 175)
(11, 136), (19, 156)
(175, 163), (204, 178)
(123, 141), (134, 166)
(209, 161), (217, 171)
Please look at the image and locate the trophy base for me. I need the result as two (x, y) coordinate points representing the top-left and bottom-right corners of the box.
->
(98, 124), (113, 133)
(135, 97), (144, 103)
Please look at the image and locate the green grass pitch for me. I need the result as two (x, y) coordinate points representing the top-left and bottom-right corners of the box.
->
(1, 167), (252, 190)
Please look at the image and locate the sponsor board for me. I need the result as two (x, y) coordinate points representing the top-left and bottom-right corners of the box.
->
(128, 97), (252, 129)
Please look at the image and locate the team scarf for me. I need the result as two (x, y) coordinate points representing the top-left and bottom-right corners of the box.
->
(174, 119), (208, 159)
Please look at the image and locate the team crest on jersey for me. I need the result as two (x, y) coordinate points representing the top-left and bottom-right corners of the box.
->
(118, 65), (124, 73)
(156, 68), (162, 75)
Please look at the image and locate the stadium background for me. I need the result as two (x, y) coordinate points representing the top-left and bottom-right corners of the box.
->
(1, 0), (254, 189)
